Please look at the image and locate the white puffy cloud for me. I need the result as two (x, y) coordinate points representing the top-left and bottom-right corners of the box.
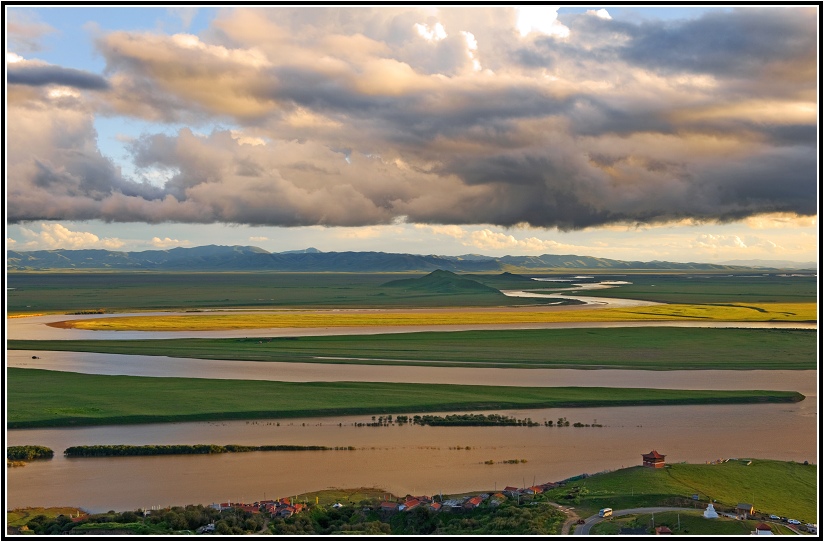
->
(150, 236), (188, 248)
(414, 21), (447, 41)
(16, 223), (125, 250)
(586, 9), (612, 20)
(516, 6), (570, 38)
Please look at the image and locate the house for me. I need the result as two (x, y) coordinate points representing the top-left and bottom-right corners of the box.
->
(736, 503), (754, 519)
(380, 501), (399, 512)
(277, 506), (296, 518)
(463, 496), (483, 510)
(753, 523), (774, 535)
(503, 486), (521, 496)
(655, 526), (673, 535)
(429, 502), (442, 512)
(525, 486), (543, 495)
(642, 450), (667, 468)
(402, 499), (421, 511)
(238, 504), (260, 514)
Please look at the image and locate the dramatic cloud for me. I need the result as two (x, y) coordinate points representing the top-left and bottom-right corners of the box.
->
(6, 6), (818, 231)
(8, 64), (110, 90)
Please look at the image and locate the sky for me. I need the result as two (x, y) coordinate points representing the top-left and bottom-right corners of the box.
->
(4, 5), (820, 264)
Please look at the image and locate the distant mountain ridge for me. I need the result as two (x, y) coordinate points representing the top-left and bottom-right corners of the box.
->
(6, 245), (811, 272)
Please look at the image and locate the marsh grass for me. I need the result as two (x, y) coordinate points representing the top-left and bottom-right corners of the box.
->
(6, 368), (802, 429)
(11, 327), (815, 370)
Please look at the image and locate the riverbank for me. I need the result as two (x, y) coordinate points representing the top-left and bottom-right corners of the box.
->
(7, 368), (804, 429)
(8, 460), (816, 536)
(9, 327), (816, 370)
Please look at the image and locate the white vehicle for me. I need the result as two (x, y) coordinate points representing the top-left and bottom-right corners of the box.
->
(788, 519), (801, 525)
(599, 508), (613, 518)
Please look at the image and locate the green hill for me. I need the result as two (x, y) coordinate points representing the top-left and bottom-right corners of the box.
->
(381, 270), (503, 294)
(544, 459), (816, 521)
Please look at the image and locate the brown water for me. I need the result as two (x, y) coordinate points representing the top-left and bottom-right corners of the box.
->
(6, 285), (818, 514)
(7, 401), (816, 513)
(6, 350), (818, 396)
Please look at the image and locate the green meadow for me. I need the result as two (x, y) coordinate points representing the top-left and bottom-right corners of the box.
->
(6, 272), (549, 314)
(7, 271), (816, 315)
(5, 368), (802, 429)
(10, 327), (816, 370)
(546, 460), (817, 521)
(589, 510), (798, 536)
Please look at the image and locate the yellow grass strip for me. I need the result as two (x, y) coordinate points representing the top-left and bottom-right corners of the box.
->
(60, 303), (816, 331)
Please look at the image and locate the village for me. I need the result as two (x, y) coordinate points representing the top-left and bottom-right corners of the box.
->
(192, 450), (816, 536)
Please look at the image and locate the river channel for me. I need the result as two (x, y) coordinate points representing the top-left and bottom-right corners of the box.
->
(6, 282), (818, 514)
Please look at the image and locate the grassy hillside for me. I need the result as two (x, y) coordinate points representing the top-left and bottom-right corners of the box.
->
(5, 368), (802, 428)
(545, 460), (817, 520)
(381, 270), (503, 294)
(10, 327), (816, 370)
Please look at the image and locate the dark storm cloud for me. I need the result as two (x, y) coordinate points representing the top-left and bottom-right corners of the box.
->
(7, 64), (110, 90)
(6, 6), (818, 229)
(618, 7), (817, 82)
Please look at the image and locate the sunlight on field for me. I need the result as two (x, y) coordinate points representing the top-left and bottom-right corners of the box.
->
(60, 303), (816, 331)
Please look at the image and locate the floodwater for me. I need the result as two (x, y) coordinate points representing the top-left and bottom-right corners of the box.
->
(6, 282), (818, 514)
(6, 400), (817, 513)
(6, 350), (818, 396)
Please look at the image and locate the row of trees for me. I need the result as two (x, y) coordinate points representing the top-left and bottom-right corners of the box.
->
(63, 444), (351, 457)
(18, 505), (260, 535)
(7, 445), (54, 461)
(405, 414), (541, 427)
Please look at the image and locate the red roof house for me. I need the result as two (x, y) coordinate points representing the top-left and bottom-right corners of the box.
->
(642, 450), (666, 468)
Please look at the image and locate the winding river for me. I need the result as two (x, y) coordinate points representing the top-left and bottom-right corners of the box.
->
(5, 282), (818, 513)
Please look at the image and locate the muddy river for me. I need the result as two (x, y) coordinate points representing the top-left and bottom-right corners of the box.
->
(5, 282), (818, 514)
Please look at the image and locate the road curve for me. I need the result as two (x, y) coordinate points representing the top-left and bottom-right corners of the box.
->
(575, 507), (697, 535)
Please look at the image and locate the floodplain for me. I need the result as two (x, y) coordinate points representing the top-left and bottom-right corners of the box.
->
(5, 269), (818, 522)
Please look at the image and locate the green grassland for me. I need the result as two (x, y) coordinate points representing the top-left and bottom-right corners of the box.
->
(10, 327), (816, 370)
(7, 271), (816, 315)
(589, 510), (798, 536)
(5, 368), (802, 429)
(545, 460), (817, 521)
(6, 272), (557, 314)
(6, 507), (87, 528)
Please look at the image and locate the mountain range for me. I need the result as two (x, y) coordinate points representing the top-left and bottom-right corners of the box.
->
(7, 245), (815, 272)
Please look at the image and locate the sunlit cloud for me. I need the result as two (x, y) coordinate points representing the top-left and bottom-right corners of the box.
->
(15, 223), (125, 250)
(587, 9), (612, 20)
(516, 6), (570, 38)
(150, 236), (189, 248)
(414, 21), (447, 42)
